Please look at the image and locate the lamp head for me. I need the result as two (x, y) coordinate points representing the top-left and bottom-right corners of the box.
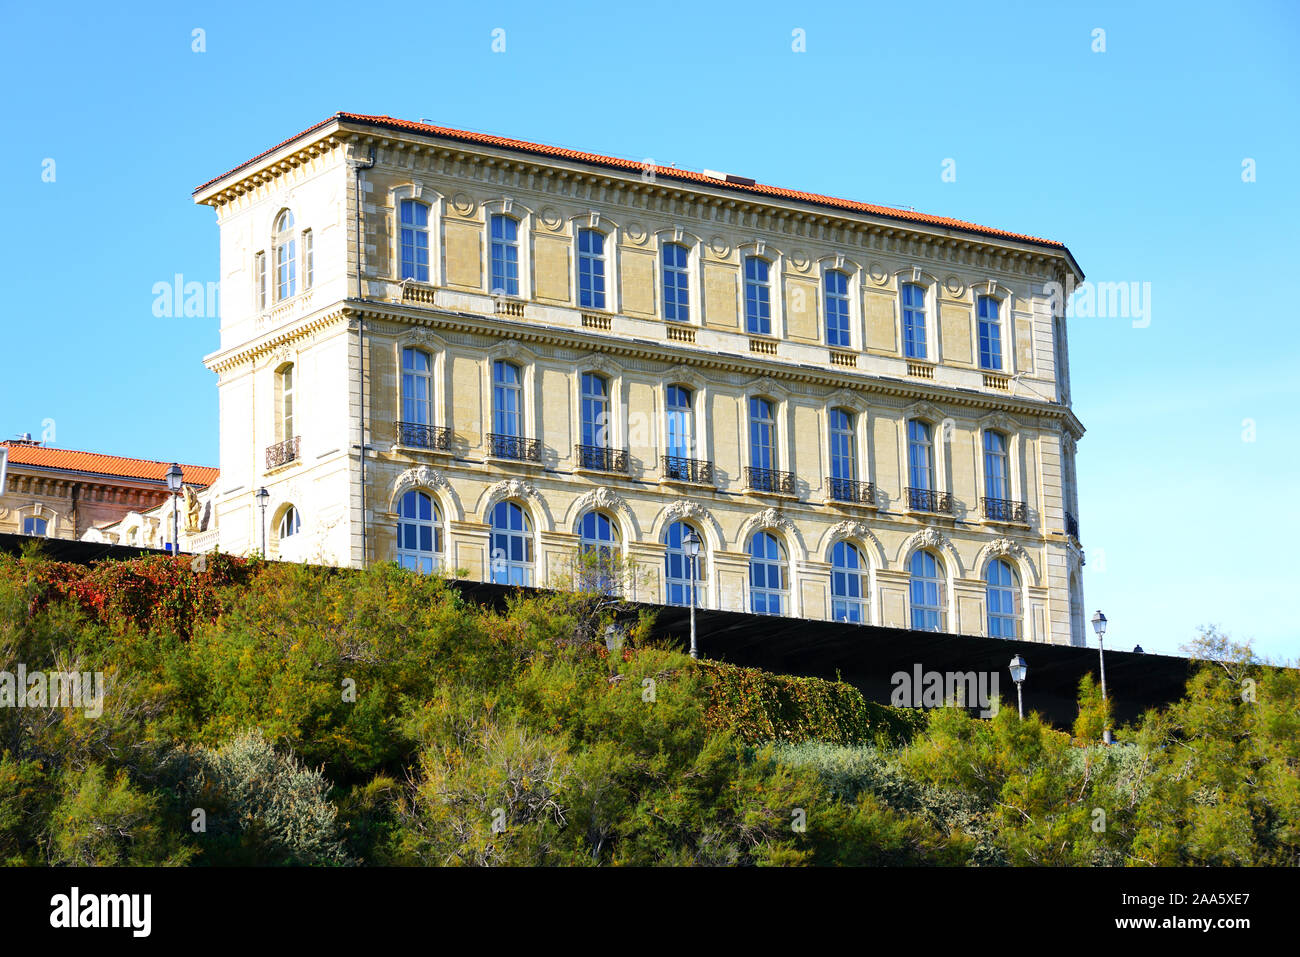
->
(1091, 610), (1107, 638)
(683, 528), (700, 558)
(255, 487), (270, 507)
(165, 463), (184, 494)
(1009, 655), (1027, 684)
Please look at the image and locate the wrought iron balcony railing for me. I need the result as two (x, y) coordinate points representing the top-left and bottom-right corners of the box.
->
(829, 478), (876, 505)
(1065, 510), (1080, 540)
(265, 436), (300, 470)
(982, 496), (1028, 523)
(396, 422), (452, 451)
(487, 433), (542, 462)
(906, 486), (954, 514)
(574, 444), (628, 473)
(745, 466), (795, 496)
(661, 455), (713, 484)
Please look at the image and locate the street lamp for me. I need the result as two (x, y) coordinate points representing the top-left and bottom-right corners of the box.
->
(683, 528), (701, 659)
(1091, 609), (1113, 744)
(165, 463), (183, 555)
(1008, 655), (1027, 719)
(255, 487), (270, 556)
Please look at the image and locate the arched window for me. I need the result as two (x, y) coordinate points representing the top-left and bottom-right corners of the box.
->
(580, 373), (609, 449)
(907, 419), (934, 491)
(978, 295), (1003, 370)
(578, 510), (620, 593)
(397, 491), (441, 573)
(401, 348), (433, 427)
(277, 364), (295, 442)
(744, 256), (772, 335)
(1069, 573), (1085, 645)
(824, 270), (850, 347)
(664, 521), (705, 608)
(492, 361), (522, 437)
(274, 210), (296, 302)
(986, 559), (1020, 638)
(662, 243), (690, 322)
(490, 501), (533, 586)
(749, 531), (788, 615)
(490, 215), (520, 296)
(983, 430), (1009, 502)
(664, 385), (694, 476)
(399, 200), (430, 282)
(577, 228), (606, 309)
(828, 408), (857, 496)
(909, 550), (946, 632)
(22, 516), (47, 537)
(902, 283), (927, 359)
(830, 541), (868, 623)
(278, 505), (301, 540)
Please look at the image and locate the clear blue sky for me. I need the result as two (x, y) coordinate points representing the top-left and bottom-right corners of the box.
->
(2, 1), (1296, 660)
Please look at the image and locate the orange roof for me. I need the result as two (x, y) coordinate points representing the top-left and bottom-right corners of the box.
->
(1, 443), (218, 487)
(195, 112), (1067, 250)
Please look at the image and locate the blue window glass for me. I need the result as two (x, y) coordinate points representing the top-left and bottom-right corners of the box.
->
(748, 531), (787, 615)
(399, 201), (430, 282)
(397, 490), (441, 574)
(909, 550), (945, 632)
(907, 420), (934, 491)
(401, 348), (432, 426)
(744, 257), (771, 335)
(664, 521), (704, 608)
(984, 430), (1009, 501)
(824, 270), (851, 347)
(987, 559), (1019, 638)
(490, 215), (520, 296)
(978, 295), (1003, 370)
(902, 283), (927, 359)
(831, 541), (867, 623)
(578, 228), (606, 309)
(749, 397), (775, 471)
(581, 373), (609, 448)
(23, 517), (47, 536)
(666, 385), (693, 460)
(829, 408), (856, 483)
(493, 361), (522, 437)
(662, 243), (690, 322)
(490, 500), (533, 586)
(578, 510), (619, 593)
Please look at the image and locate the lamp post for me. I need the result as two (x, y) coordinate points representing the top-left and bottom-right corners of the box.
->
(165, 464), (183, 555)
(683, 528), (701, 659)
(1091, 609), (1112, 744)
(1009, 655), (1027, 719)
(255, 487), (270, 556)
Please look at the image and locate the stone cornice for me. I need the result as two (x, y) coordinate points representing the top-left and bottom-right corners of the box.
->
(202, 307), (351, 374)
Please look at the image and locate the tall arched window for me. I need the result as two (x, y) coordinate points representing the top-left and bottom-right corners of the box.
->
(399, 200), (430, 282)
(278, 505), (301, 540)
(909, 550), (946, 632)
(828, 408), (857, 497)
(983, 430), (1009, 501)
(490, 501), (533, 586)
(907, 419), (934, 491)
(665, 385), (694, 465)
(274, 210), (296, 302)
(662, 243), (690, 322)
(830, 541), (868, 623)
(577, 228), (606, 309)
(902, 283), (927, 359)
(978, 295), (1003, 370)
(664, 521), (705, 608)
(277, 364), (295, 442)
(401, 348), (433, 427)
(397, 491), (441, 573)
(492, 361), (522, 437)
(744, 256), (772, 335)
(749, 531), (788, 615)
(578, 510), (620, 593)
(749, 397), (775, 471)
(824, 270), (850, 347)
(986, 559), (1020, 638)
(1069, 573), (1085, 645)
(580, 373), (609, 449)
(490, 214), (520, 296)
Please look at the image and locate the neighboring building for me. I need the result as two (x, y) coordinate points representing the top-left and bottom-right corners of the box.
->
(193, 113), (1088, 644)
(0, 437), (218, 549)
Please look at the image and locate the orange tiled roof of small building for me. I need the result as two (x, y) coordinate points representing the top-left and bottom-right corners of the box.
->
(1, 442), (218, 487)
(195, 112), (1066, 249)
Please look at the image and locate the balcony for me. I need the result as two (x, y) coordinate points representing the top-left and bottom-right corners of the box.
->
(982, 496), (1028, 523)
(396, 422), (452, 452)
(661, 455), (713, 485)
(828, 478), (876, 506)
(906, 487), (954, 515)
(574, 444), (628, 474)
(746, 466), (795, 496)
(487, 433), (542, 463)
(265, 436), (300, 470)
(1065, 510), (1080, 541)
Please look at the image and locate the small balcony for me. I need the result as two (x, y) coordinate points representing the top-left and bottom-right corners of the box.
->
(829, 478), (876, 506)
(265, 436), (300, 470)
(746, 466), (795, 496)
(1065, 510), (1080, 541)
(661, 455), (713, 485)
(574, 444), (628, 474)
(487, 433), (542, 463)
(982, 496), (1028, 523)
(396, 421), (452, 452)
(906, 487), (954, 515)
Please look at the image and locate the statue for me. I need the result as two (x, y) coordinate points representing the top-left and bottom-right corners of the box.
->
(183, 485), (201, 532)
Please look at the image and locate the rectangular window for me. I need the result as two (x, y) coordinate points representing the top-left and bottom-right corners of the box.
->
(402, 348), (433, 426)
(302, 230), (313, 290)
(578, 229), (606, 309)
(749, 397), (775, 471)
(744, 257), (771, 335)
(580, 373), (609, 448)
(984, 430), (1009, 501)
(23, 517), (47, 536)
(902, 284), (927, 359)
(829, 408), (856, 482)
(400, 200), (430, 282)
(662, 243), (690, 322)
(907, 419), (933, 491)
(493, 361), (522, 437)
(490, 215), (520, 296)
(824, 271), (851, 347)
(255, 252), (267, 310)
(666, 385), (693, 460)
(978, 295), (1003, 370)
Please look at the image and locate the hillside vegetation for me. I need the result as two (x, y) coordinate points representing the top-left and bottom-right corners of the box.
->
(0, 550), (1295, 866)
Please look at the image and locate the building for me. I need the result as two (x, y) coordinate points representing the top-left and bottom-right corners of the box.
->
(0, 437), (218, 548)
(193, 113), (1087, 644)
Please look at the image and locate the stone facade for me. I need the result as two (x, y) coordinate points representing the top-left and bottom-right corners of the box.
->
(196, 114), (1088, 645)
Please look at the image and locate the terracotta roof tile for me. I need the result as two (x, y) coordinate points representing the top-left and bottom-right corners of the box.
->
(195, 112), (1066, 249)
(1, 443), (218, 487)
